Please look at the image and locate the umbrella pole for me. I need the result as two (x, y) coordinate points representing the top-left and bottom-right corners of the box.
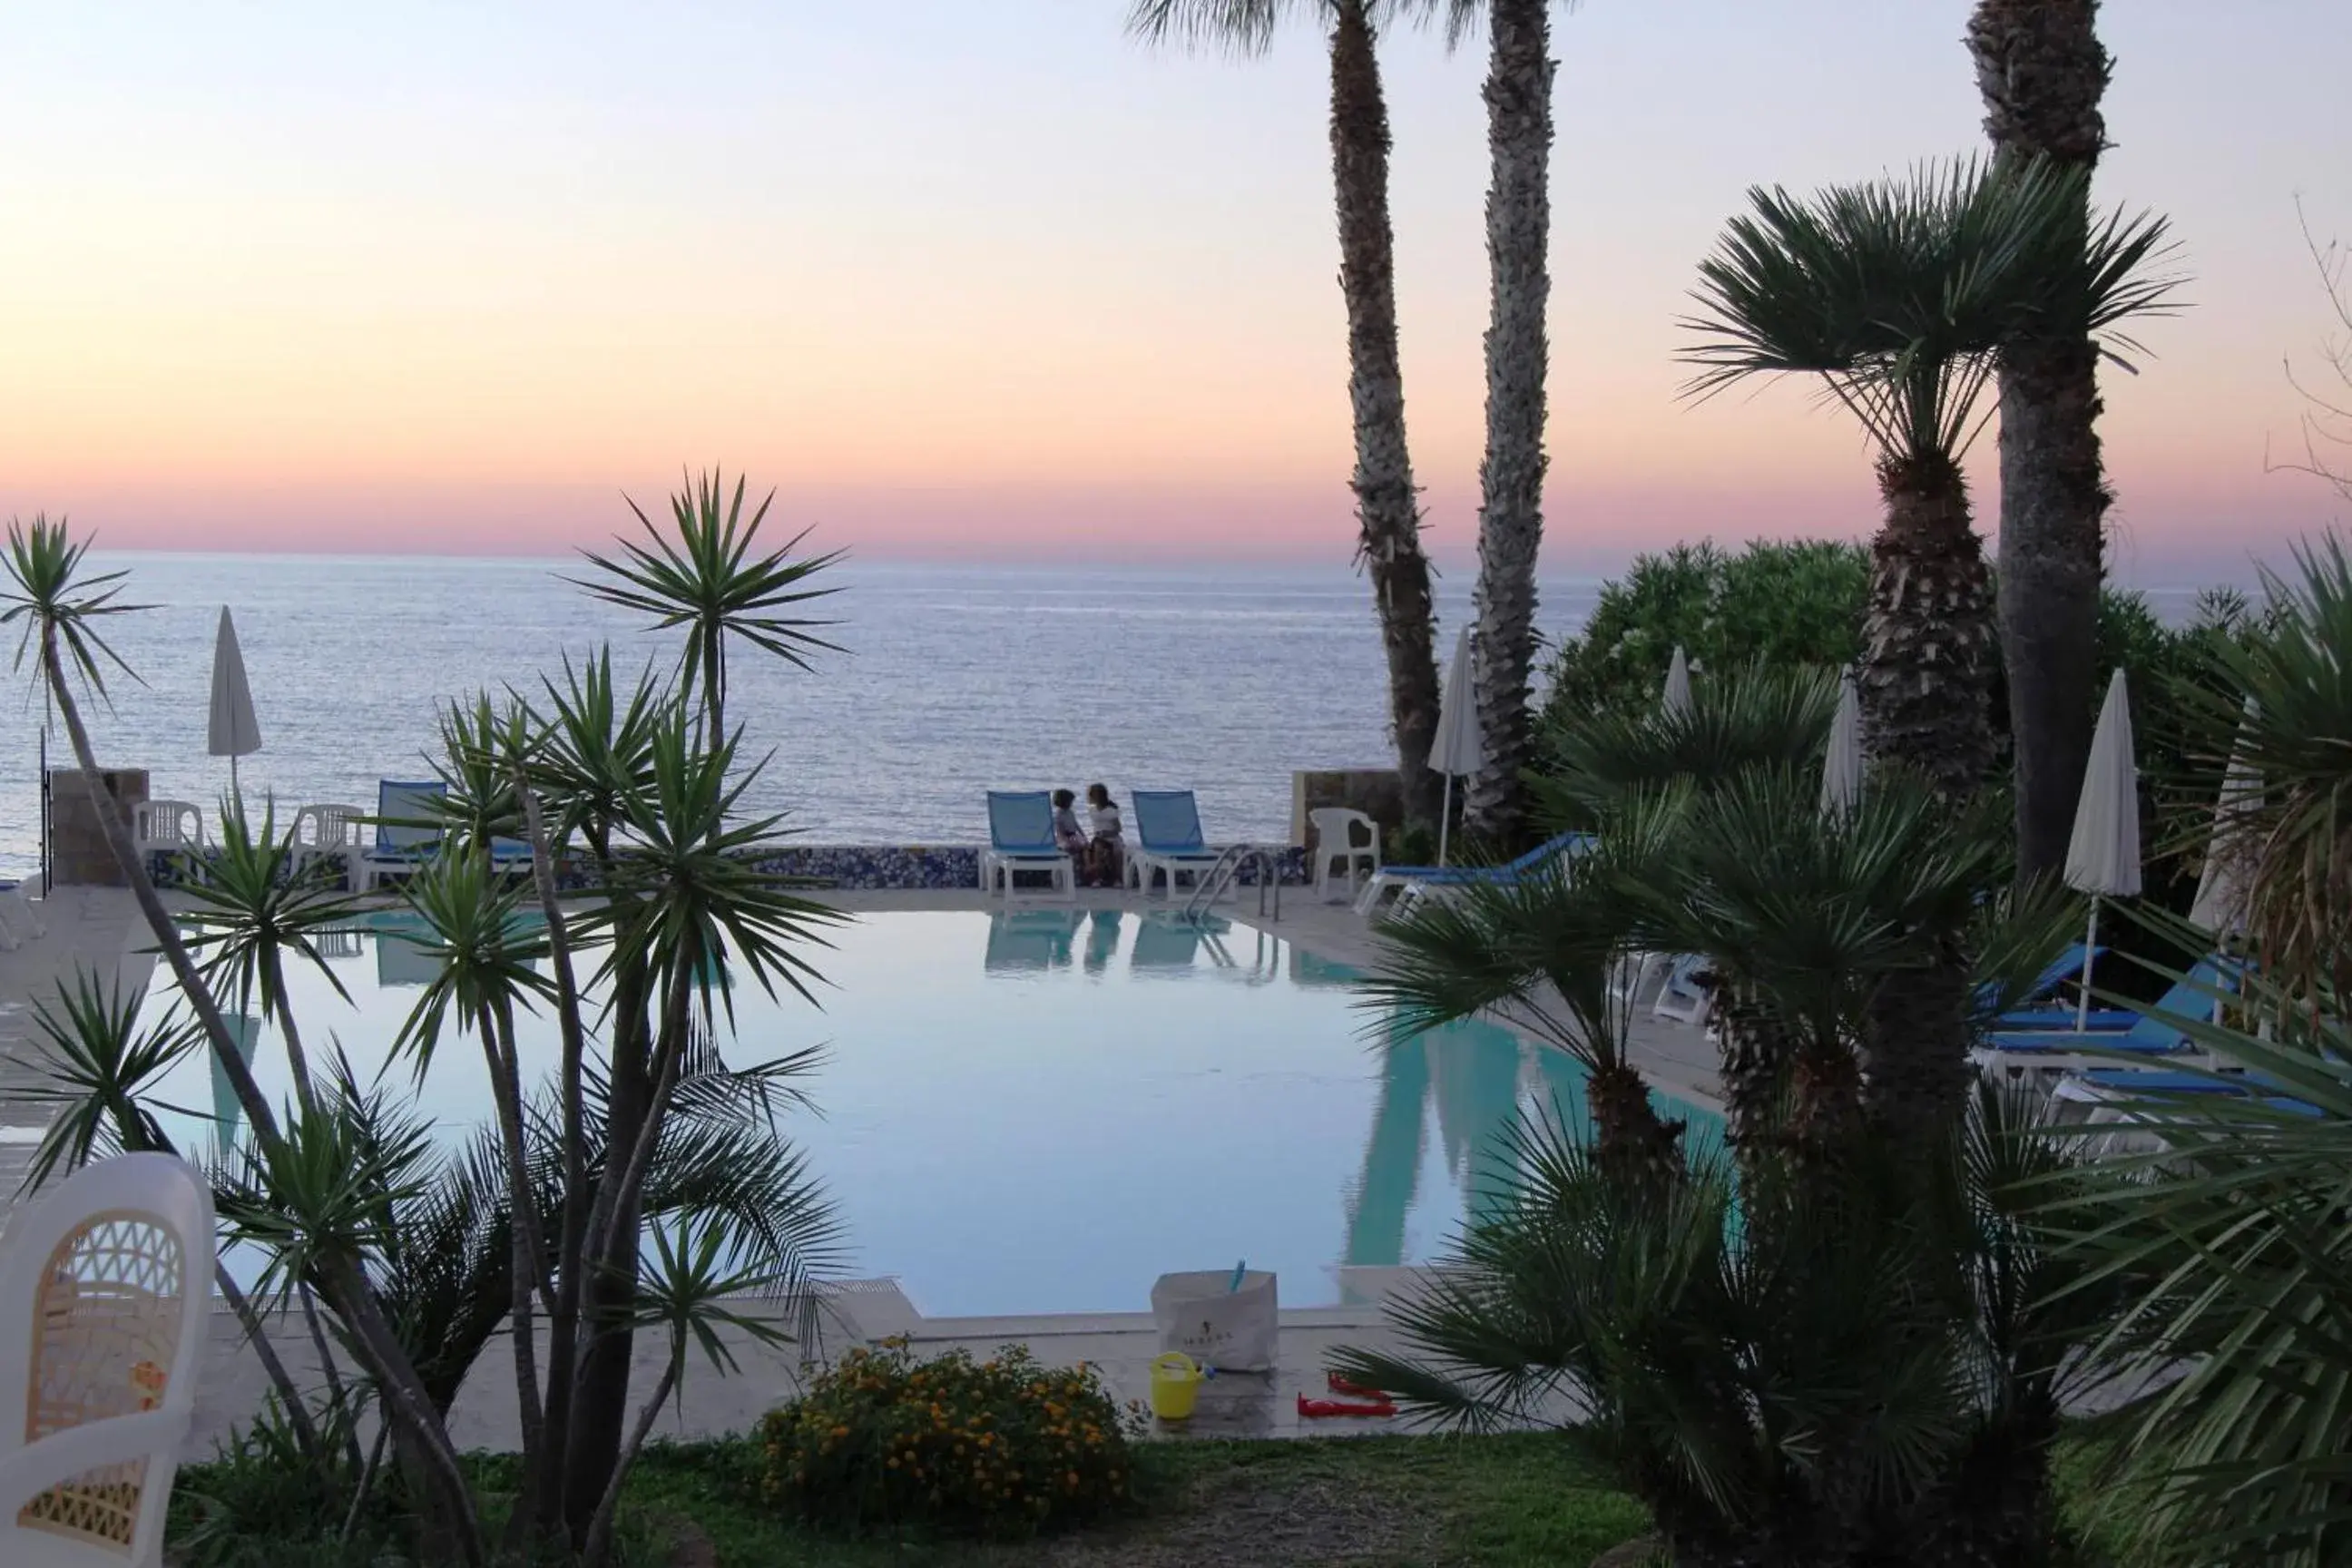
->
(2077, 899), (2101, 1033)
(1437, 776), (1454, 867)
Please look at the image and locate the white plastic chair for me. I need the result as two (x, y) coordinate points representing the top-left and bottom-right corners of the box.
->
(1651, 954), (1715, 1027)
(0, 1152), (216, 1568)
(290, 803), (367, 888)
(0, 875), (47, 953)
(1307, 808), (1380, 906)
(130, 802), (203, 858)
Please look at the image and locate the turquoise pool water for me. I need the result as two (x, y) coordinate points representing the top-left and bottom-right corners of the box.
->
(142, 909), (1720, 1317)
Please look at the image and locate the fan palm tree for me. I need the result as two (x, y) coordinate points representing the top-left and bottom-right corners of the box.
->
(2044, 929), (2352, 1566)
(1362, 807), (1690, 1185)
(1128, 0), (1447, 828)
(2173, 534), (2352, 1001)
(1459, 0), (1556, 846)
(1334, 1083), (2105, 1566)
(1968, 0), (2116, 883)
(1680, 158), (2179, 800)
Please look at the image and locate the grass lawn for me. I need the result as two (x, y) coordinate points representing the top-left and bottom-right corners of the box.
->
(619, 1432), (1651, 1568)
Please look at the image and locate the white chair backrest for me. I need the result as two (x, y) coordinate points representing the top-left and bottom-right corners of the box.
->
(0, 1154), (215, 1561)
(292, 804), (365, 850)
(131, 801), (202, 850)
(1308, 808), (1377, 854)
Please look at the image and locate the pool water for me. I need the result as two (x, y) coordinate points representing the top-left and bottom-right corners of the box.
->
(141, 909), (1720, 1317)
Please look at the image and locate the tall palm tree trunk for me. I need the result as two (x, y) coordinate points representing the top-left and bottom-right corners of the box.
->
(1463, 0), (1553, 845)
(1968, 0), (2113, 881)
(1857, 455), (1999, 799)
(1328, 0), (1444, 828)
(1857, 457), (1994, 1141)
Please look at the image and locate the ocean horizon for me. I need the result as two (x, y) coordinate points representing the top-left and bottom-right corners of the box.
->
(2, 554), (1610, 879)
(0, 552), (2220, 881)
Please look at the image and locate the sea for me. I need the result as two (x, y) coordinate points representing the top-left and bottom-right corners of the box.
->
(0, 554), (1610, 879)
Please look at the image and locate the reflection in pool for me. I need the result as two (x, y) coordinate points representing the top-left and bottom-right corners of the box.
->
(142, 909), (1720, 1317)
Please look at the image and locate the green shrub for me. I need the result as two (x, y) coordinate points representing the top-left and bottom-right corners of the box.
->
(1543, 539), (1869, 727)
(755, 1342), (1141, 1540)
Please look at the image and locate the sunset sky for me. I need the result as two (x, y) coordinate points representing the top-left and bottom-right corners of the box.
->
(2, 1), (2344, 582)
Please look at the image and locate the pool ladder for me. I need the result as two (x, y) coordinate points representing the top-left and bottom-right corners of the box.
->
(1181, 843), (1281, 925)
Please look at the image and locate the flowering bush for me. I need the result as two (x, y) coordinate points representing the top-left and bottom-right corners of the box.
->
(756, 1341), (1142, 1539)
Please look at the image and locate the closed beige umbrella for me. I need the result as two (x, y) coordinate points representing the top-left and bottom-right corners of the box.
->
(2063, 671), (2142, 1030)
(207, 607), (262, 800)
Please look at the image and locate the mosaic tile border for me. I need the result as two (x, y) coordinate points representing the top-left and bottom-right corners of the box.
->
(145, 843), (1309, 893)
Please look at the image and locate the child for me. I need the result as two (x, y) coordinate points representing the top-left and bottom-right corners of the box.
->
(1084, 783), (1124, 889)
(1051, 789), (1088, 859)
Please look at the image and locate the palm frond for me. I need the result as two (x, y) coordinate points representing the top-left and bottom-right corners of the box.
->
(570, 468), (842, 721)
(15, 970), (203, 1188)
(1681, 157), (2181, 469)
(0, 514), (152, 705)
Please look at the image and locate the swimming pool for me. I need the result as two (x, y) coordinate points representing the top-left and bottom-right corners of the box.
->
(139, 909), (1720, 1317)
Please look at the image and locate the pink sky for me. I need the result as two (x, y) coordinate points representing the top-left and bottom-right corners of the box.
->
(1, 1), (2345, 585)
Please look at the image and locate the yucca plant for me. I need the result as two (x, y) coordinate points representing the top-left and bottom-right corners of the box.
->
(1681, 156), (2180, 801)
(1, 517), (480, 1552)
(178, 795), (366, 1117)
(573, 467), (840, 740)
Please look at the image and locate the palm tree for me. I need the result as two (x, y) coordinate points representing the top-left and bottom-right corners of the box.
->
(1129, 0), (1447, 828)
(1681, 158), (2178, 800)
(1363, 817), (1689, 1186)
(1459, 0), (1555, 846)
(2047, 930), (2352, 1566)
(2175, 534), (2352, 1003)
(1967, 0), (2115, 883)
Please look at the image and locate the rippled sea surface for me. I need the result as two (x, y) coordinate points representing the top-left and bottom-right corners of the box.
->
(1, 554), (1603, 875)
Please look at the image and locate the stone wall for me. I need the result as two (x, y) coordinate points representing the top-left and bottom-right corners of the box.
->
(48, 769), (147, 887)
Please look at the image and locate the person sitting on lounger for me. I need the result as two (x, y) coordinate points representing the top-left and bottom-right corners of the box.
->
(1083, 782), (1125, 888)
(1051, 789), (1089, 861)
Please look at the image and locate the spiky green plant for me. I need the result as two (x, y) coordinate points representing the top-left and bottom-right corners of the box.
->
(179, 796), (366, 1116)
(572, 468), (840, 739)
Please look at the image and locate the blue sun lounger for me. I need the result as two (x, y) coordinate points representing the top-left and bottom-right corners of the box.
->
(1972, 960), (2238, 1074)
(981, 790), (1075, 901)
(1983, 943), (2137, 1032)
(1352, 831), (1594, 918)
(1127, 789), (1226, 898)
(2060, 1067), (2322, 1120)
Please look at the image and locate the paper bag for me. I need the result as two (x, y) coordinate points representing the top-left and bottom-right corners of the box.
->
(1151, 1269), (1278, 1373)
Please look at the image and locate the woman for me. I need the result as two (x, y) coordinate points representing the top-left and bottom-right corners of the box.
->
(1083, 783), (1125, 889)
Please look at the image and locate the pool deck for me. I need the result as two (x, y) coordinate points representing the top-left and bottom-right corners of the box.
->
(0, 881), (1682, 1452)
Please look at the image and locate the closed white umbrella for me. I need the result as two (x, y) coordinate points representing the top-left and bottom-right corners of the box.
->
(1427, 628), (1484, 867)
(2190, 697), (2260, 936)
(1661, 645), (1692, 717)
(2063, 670), (2141, 1029)
(208, 606), (262, 799)
(1819, 672), (1864, 817)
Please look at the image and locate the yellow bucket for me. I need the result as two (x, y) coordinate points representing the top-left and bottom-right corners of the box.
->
(1149, 1352), (1203, 1421)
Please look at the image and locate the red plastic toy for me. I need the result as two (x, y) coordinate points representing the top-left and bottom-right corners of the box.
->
(1297, 1389), (1397, 1419)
